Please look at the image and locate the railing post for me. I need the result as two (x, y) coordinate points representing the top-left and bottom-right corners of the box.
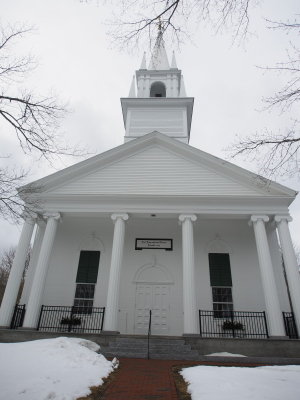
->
(292, 313), (299, 339)
(37, 305), (44, 331)
(199, 310), (202, 337)
(147, 309), (152, 360)
(263, 311), (269, 338)
(68, 306), (74, 332)
(230, 310), (235, 337)
(283, 312), (299, 339)
(101, 307), (105, 331)
(10, 304), (18, 329)
(19, 305), (26, 328)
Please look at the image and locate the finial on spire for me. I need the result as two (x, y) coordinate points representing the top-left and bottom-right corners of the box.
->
(139, 52), (147, 70)
(171, 51), (178, 69)
(128, 75), (136, 97)
(179, 75), (187, 97)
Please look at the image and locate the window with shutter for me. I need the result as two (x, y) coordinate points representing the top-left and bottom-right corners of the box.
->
(208, 253), (233, 318)
(74, 251), (100, 314)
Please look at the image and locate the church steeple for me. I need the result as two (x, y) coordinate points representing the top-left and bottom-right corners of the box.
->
(121, 42), (194, 144)
(148, 38), (170, 70)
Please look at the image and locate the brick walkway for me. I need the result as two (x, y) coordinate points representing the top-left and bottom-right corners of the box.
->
(102, 358), (199, 400)
(102, 358), (269, 400)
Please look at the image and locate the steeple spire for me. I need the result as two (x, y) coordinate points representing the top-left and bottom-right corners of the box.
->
(148, 21), (170, 70)
(139, 52), (147, 70)
(148, 40), (170, 70)
(179, 75), (187, 97)
(128, 75), (136, 97)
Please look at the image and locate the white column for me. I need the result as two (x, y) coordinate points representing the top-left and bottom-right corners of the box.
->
(251, 215), (285, 337)
(0, 213), (36, 327)
(23, 213), (60, 328)
(179, 214), (198, 334)
(275, 215), (300, 334)
(103, 213), (129, 332)
(20, 222), (45, 304)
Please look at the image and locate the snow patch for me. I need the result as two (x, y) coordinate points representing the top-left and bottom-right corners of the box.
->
(205, 352), (246, 357)
(0, 337), (116, 400)
(181, 365), (300, 400)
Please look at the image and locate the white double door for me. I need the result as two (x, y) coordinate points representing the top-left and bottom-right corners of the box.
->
(134, 284), (170, 335)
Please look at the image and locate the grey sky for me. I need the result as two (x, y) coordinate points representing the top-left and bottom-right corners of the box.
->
(0, 0), (299, 251)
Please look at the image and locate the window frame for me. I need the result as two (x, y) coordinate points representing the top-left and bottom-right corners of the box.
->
(208, 253), (234, 319)
(73, 250), (100, 315)
(211, 286), (234, 319)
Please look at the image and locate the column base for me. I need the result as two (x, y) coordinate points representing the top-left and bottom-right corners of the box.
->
(100, 330), (120, 335)
(268, 335), (289, 340)
(182, 333), (200, 337)
(19, 327), (38, 331)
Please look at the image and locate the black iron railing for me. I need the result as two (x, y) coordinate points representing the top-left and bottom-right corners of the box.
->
(199, 310), (269, 339)
(10, 304), (26, 329)
(283, 312), (298, 339)
(147, 309), (152, 360)
(37, 305), (105, 333)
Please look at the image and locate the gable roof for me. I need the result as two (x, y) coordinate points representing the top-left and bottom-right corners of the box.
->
(20, 131), (297, 201)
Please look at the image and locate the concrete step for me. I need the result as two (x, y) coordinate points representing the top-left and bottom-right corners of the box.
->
(107, 343), (192, 351)
(106, 346), (197, 355)
(113, 337), (185, 345)
(103, 350), (199, 360)
(101, 335), (200, 360)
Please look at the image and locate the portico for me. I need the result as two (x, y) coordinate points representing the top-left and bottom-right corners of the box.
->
(1, 199), (299, 339)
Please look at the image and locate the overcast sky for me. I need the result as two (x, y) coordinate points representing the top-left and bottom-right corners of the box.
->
(1, 0), (299, 252)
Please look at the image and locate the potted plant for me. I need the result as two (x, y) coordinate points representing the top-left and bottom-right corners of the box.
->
(222, 320), (244, 331)
(60, 317), (81, 326)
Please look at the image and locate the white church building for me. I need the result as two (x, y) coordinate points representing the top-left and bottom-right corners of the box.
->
(1, 42), (300, 340)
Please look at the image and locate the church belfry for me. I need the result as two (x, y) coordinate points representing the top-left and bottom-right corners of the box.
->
(121, 40), (194, 143)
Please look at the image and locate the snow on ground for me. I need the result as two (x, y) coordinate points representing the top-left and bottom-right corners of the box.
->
(0, 337), (116, 400)
(205, 352), (247, 357)
(181, 364), (300, 400)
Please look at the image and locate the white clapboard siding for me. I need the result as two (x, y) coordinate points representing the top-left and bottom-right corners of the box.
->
(51, 146), (264, 196)
(128, 109), (185, 136)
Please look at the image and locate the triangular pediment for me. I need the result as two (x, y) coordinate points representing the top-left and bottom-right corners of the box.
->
(26, 132), (295, 199)
(49, 146), (268, 196)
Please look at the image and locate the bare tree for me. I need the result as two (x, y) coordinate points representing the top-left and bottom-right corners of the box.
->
(0, 24), (72, 157)
(0, 246), (30, 305)
(0, 166), (40, 222)
(230, 18), (300, 178)
(106, 0), (256, 50)
(0, 24), (83, 221)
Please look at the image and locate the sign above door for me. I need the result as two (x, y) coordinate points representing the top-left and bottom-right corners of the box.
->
(135, 238), (173, 251)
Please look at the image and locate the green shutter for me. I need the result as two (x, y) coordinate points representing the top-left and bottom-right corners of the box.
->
(209, 253), (232, 287)
(76, 251), (100, 283)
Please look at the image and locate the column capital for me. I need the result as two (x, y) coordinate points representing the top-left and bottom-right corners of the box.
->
(43, 212), (61, 221)
(111, 213), (129, 223)
(21, 211), (37, 224)
(179, 214), (197, 223)
(250, 215), (269, 224)
(274, 215), (292, 224)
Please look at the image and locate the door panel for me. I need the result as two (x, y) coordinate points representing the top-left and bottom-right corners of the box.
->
(134, 284), (170, 335)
